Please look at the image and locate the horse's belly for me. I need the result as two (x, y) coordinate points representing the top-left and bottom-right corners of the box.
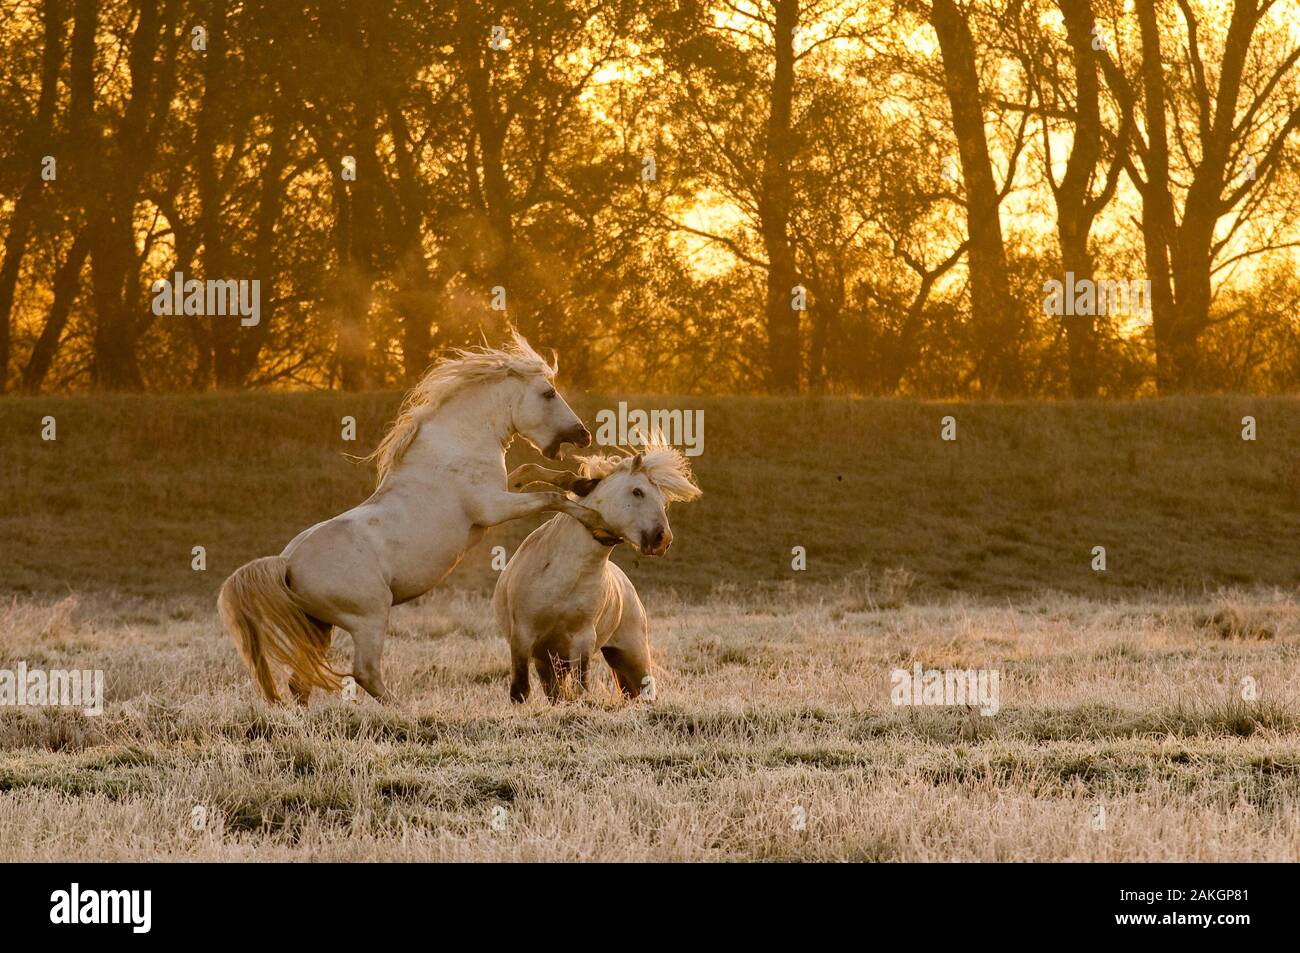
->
(386, 523), (482, 603)
(389, 552), (464, 604)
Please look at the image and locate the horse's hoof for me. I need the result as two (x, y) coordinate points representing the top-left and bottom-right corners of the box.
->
(638, 675), (657, 702)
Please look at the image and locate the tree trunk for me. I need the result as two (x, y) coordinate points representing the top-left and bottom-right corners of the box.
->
(21, 0), (97, 392)
(0, 0), (65, 393)
(197, 0), (237, 387)
(806, 299), (830, 393)
(759, 0), (801, 393)
(385, 99), (435, 382)
(87, 0), (175, 390)
(1160, 0), (1257, 390)
(89, 213), (146, 390)
(1134, 0), (1180, 392)
(22, 231), (91, 393)
(879, 273), (939, 394)
(1058, 230), (1097, 398)
(325, 161), (372, 392)
(1054, 0), (1105, 398)
(930, 0), (1020, 396)
(457, 5), (515, 332)
(804, 265), (842, 393)
(237, 108), (287, 384)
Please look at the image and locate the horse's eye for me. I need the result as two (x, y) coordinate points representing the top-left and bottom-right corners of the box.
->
(632, 488), (644, 498)
(542, 389), (556, 400)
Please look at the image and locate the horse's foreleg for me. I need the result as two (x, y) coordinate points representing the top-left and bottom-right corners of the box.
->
(509, 652), (531, 704)
(573, 630), (596, 695)
(535, 653), (560, 702)
(506, 464), (576, 493)
(508, 633), (533, 705)
(478, 491), (616, 539)
(600, 645), (652, 700)
(542, 496), (618, 538)
(603, 611), (654, 702)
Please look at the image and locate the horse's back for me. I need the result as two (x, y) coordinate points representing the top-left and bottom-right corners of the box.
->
(281, 519), (330, 558)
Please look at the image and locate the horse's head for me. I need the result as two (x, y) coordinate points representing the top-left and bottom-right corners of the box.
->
(509, 368), (590, 460)
(365, 331), (591, 484)
(572, 444), (701, 556)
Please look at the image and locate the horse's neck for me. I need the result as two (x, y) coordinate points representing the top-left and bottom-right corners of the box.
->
(397, 383), (513, 476)
(549, 515), (616, 576)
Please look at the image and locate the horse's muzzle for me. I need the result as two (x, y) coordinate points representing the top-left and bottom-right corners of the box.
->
(640, 527), (672, 557)
(544, 425), (592, 459)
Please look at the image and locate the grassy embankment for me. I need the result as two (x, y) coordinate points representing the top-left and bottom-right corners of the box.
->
(2, 392), (1296, 601)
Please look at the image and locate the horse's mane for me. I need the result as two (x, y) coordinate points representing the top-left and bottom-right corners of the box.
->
(578, 434), (702, 504)
(365, 329), (556, 486)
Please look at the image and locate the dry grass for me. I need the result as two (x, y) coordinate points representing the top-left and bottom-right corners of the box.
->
(3, 586), (1299, 861)
(2, 393), (1297, 859)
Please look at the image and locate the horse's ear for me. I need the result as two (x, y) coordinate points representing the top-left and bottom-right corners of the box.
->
(571, 477), (601, 497)
(630, 452), (645, 471)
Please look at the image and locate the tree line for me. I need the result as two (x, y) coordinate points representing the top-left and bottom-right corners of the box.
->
(1, 0), (1298, 397)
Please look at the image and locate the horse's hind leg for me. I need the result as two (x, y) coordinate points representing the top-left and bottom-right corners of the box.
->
(340, 610), (396, 704)
(283, 524), (395, 703)
(545, 640), (593, 702)
(288, 618), (333, 706)
(288, 676), (311, 706)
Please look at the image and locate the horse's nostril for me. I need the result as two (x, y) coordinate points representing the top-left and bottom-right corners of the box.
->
(575, 426), (592, 447)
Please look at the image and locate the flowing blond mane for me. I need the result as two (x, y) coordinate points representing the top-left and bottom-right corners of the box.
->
(365, 330), (556, 485)
(578, 434), (702, 503)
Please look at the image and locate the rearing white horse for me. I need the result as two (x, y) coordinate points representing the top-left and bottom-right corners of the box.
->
(218, 332), (613, 705)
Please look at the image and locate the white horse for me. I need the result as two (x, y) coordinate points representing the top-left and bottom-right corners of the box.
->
(218, 332), (615, 705)
(493, 442), (701, 703)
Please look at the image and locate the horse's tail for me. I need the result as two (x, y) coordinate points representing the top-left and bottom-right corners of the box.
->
(217, 556), (341, 703)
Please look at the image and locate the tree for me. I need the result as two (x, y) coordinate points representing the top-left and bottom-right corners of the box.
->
(0, 0), (63, 393)
(1114, 0), (1300, 391)
(928, 0), (1023, 395)
(1006, 0), (1131, 396)
(85, 0), (182, 389)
